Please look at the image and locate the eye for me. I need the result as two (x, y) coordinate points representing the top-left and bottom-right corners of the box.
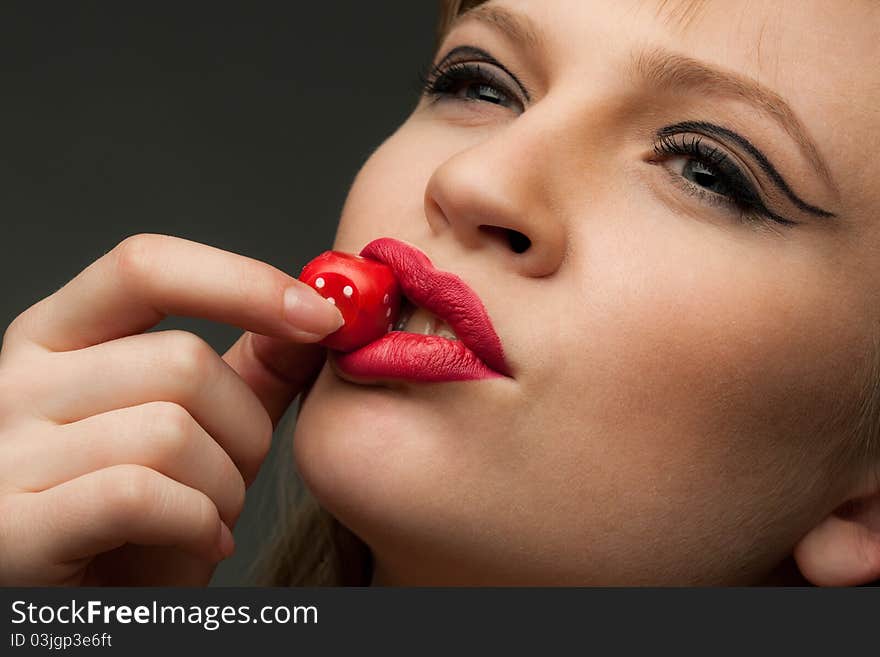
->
(460, 76), (507, 105)
(652, 132), (797, 227)
(669, 157), (733, 196)
(417, 49), (527, 113)
(420, 61), (521, 110)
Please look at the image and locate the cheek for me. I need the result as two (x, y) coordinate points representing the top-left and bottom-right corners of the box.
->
(625, 249), (864, 445)
(525, 220), (869, 552)
(331, 123), (437, 253)
(547, 208), (869, 439)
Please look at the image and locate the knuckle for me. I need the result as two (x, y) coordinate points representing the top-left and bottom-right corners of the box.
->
(165, 331), (217, 388)
(1, 318), (19, 351)
(101, 464), (156, 520)
(146, 401), (194, 462)
(113, 234), (156, 284)
(1, 310), (31, 352)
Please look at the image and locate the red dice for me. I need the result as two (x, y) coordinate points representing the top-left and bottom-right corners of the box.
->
(298, 250), (401, 352)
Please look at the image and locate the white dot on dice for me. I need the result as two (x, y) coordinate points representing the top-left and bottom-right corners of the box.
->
(315, 277), (325, 289)
(327, 297), (336, 305)
(343, 285), (354, 298)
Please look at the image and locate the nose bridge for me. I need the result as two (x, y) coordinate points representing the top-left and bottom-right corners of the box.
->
(424, 101), (571, 277)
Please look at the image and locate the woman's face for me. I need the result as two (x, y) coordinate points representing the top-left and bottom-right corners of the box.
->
(294, 0), (880, 584)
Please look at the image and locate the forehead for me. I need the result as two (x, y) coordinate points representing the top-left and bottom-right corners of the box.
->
(483, 0), (880, 69)
(459, 0), (880, 215)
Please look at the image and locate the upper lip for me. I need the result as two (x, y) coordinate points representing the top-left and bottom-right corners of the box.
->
(359, 237), (512, 377)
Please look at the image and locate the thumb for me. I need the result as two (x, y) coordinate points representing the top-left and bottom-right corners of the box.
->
(223, 331), (327, 427)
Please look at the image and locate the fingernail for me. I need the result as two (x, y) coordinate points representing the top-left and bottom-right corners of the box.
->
(217, 522), (235, 560)
(288, 329), (329, 343)
(283, 285), (345, 335)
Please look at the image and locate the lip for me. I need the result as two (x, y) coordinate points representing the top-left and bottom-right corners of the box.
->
(331, 237), (512, 382)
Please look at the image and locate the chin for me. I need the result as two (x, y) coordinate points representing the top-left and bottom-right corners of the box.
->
(292, 358), (525, 580)
(292, 361), (443, 544)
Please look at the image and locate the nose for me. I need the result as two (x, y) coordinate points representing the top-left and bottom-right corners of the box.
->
(423, 114), (567, 279)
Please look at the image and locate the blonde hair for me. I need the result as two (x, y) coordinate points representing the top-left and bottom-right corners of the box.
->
(252, 0), (880, 587)
(435, 0), (486, 46)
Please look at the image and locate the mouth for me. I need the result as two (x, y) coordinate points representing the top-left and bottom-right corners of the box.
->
(330, 237), (512, 383)
(391, 294), (460, 339)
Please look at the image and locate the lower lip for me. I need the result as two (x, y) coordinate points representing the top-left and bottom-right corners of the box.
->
(332, 331), (505, 382)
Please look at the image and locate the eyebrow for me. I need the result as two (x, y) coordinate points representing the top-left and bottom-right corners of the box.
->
(632, 47), (836, 197)
(451, 4), (839, 206)
(451, 4), (545, 54)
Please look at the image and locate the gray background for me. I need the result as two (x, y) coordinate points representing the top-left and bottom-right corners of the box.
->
(0, 2), (438, 584)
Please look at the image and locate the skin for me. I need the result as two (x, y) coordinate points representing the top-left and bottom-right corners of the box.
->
(0, 234), (343, 585)
(293, 0), (880, 585)
(0, 0), (877, 587)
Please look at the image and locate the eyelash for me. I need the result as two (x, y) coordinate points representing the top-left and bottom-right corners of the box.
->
(418, 61), (520, 110)
(652, 134), (796, 227)
(417, 58), (795, 229)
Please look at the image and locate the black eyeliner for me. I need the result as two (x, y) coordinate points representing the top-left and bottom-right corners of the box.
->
(432, 45), (532, 103)
(654, 133), (797, 226)
(658, 122), (835, 218)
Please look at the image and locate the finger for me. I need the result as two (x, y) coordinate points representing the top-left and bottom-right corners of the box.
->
(3, 233), (343, 354)
(222, 331), (327, 427)
(32, 330), (273, 484)
(10, 464), (232, 567)
(12, 402), (246, 526)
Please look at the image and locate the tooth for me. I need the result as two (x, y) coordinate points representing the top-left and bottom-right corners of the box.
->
(403, 307), (435, 335)
(399, 304), (460, 340)
(435, 322), (458, 340)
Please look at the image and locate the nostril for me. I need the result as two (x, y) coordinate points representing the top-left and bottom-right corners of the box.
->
(507, 230), (531, 254)
(479, 225), (532, 254)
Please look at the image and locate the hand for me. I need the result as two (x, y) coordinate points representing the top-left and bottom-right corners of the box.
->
(0, 233), (344, 585)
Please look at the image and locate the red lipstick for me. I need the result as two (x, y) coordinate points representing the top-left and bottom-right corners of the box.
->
(332, 238), (512, 382)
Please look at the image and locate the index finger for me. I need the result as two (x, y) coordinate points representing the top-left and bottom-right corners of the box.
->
(5, 233), (344, 353)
